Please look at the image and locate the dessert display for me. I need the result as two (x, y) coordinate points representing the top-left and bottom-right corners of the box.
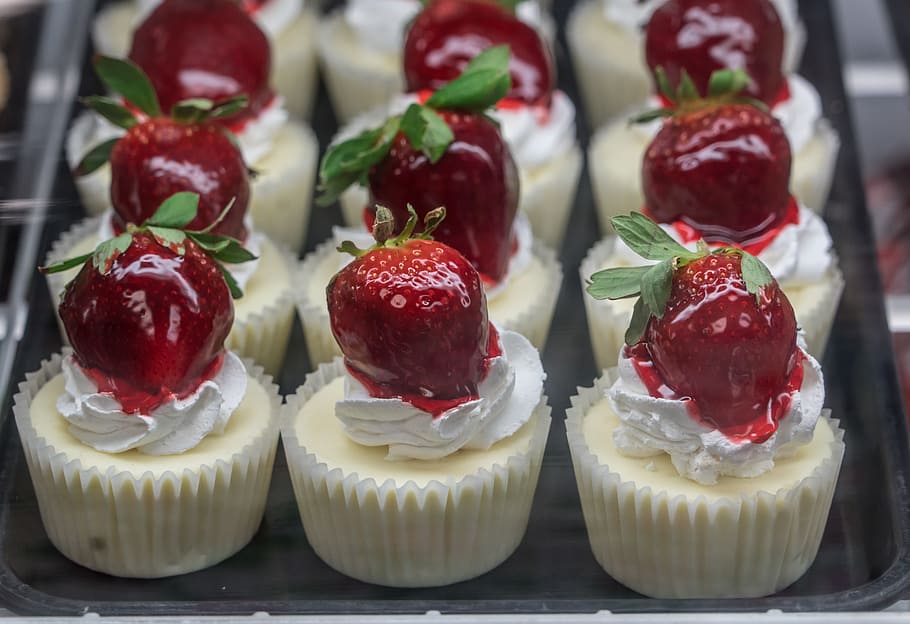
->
(581, 71), (843, 370)
(335, 0), (582, 250)
(91, 0), (319, 118)
(568, 215), (845, 597)
(587, 0), (839, 229)
(318, 0), (553, 123)
(67, 0), (318, 252)
(568, 0), (805, 127)
(282, 207), (550, 587)
(48, 56), (297, 376)
(16, 193), (281, 577)
(301, 47), (562, 365)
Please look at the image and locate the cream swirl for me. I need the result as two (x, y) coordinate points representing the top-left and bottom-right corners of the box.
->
(609, 339), (824, 484)
(609, 204), (834, 288)
(58, 350), (247, 455)
(489, 91), (577, 170)
(135, 0), (303, 38)
(336, 330), (544, 460)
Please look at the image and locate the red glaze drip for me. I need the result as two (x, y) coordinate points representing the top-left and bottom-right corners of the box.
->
(81, 351), (225, 415)
(346, 325), (503, 419)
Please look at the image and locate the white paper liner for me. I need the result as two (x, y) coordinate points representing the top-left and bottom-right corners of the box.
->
(565, 369), (845, 599)
(280, 358), (551, 587)
(66, 114), (112, 217)
(270, 8), (320, 119)
(44, 219), (297, 376)
(12, 354), (281, 578)
(296, 237), (562, 367)
(790, 119), (840, 215)
(579, 237), (845, 371)
(317, 10), (405, 124)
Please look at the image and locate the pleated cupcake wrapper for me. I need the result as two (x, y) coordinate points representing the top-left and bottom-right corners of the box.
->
(280, 358), (552, 588)
(580, 237), (846, 371)
(12, 354), (282, 578)
(271, 8), (320, 119)
(317, 11), (405, 124)
(791, 119), (840, 215)
(565, 369), (845, 599)
(67, 113), (111, 217)
(518, 144), (583, 250)
(297, 238), (562, 367)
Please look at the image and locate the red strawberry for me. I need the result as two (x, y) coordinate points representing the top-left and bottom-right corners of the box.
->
(367, 110), (519, 283)
(129, 0), (272, 127)
(403, 0), (555, 107)
(327, 208), (498, 413)
(109, 119), (249, 240)
(58, 232), (234, 415)
(645, 0), (785, 106)
(642, 102), (792, 245)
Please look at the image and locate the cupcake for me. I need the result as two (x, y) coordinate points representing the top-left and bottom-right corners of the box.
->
(335, 0), (581, 250)
(587, 0), (839, 229)
(568, 218), (845, 597)
(18, 198), (281, 577)
(582, 74), (843, 370)
(283, 207), (550, 587)
(91, 0), (319, 118)
(303, 48), (562, 365)
(568, 0), (805, 127)
(68, 0), (318, 252)
(318, 0), (553, 123)
(51, 62), (296, 376)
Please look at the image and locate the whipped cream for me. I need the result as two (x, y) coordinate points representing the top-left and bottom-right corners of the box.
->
(331, 213), (534, 301)
(58, 350), (247, 455)
(490, 91), (577, 170)
(609, 339), (824, 484)
(610, 204), (833, 288)
(135, 0), (302, 38)
(336, 329), (544, 460)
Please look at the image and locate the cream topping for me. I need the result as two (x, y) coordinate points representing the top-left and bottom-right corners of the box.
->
(336, 329), (544, 460)
(58, 350), (247, 455)
(490, 90), (577, 170)
(135, 0), (302, 38)
(609, 340), (824, 485)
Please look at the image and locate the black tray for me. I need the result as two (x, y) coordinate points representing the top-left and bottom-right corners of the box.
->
(0, 0), (908, 616)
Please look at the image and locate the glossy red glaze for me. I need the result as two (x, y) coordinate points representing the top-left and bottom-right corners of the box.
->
(367, 110), (519, 283)
(634, 253), (799, 443)
(129, 0), (272, 126)
(645, 0), (785, 105)
(328, 239), (495, 408)
(60, 233), (234, 414)
(643, 103), (792, 245)
(109, 119), (249, 240)
(403, 0), (555, 107)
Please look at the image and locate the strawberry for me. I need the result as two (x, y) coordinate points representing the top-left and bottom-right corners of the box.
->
(42, 193), (255, 415)
(128, 0), (273, 127)
(328, 207), (498, 412)
(75, 56), (250, 240)
(588, 213), (801, 442)
(638, 70), (792, 245)
(319, 47), (519, 283)
(645, 0), (785, 106)
(403, 0), (555, 107)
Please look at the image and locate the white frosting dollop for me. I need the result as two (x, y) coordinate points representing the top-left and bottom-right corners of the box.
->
(609, 340), (824, 485)
(489, 91), (577, 170)
(336, 329), (544, 460)
(610, 204), (833, 288)
(58, 350), (247, 455)
(135, 0), (302, 38)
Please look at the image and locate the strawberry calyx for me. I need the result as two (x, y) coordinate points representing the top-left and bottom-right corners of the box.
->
(338, 205), (446, 258)
(631, 67), (769, 125)
(586, 212), (774, 345)
(74, 55), (248, 177)
(40, 191), (256, 299)
(317, 45), (511, 206)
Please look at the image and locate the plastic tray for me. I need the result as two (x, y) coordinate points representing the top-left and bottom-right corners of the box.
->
(0, 0), (908, 617)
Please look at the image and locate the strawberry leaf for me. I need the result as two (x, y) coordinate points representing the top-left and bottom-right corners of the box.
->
(655, 67), (674, 103)
(612, 213), (698, 262)
(400, 104), (454, 164)
(209, 95), (249, 120)
(217, 263), (244, 299)
(74, 138), (119, 177)
(625, 297), (650, 346)
(708, 68), (751, 98)
(630, 108), (673, 125)
(146, 191), (199, 229)
(640, 259), (673, 319)
(39, 252), (94, 275)
(194, 197), (236, 234)
(425, 45), (511, 112)
(586, 265), (649, 300)
(678, 69), (700, 101)
(148, 226), (187, 254)
(93, 55), (161, 118)
(187, 231), (231, 253)
(318, 117), (401, 206)
(210, 239), (257, 264)
(81, 96), (137, 130)
(171, 98), (214, 124)
(741, 251), (774, 302)
(92, 233), (133, 274)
